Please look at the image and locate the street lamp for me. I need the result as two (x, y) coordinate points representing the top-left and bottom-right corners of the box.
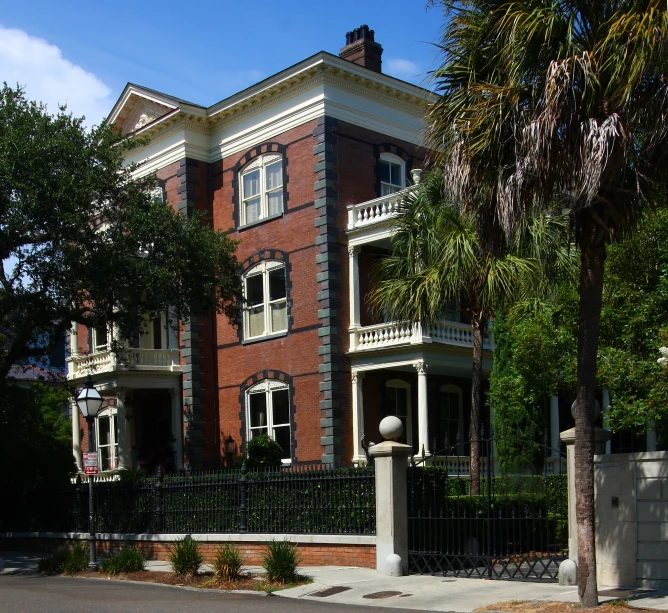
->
(76, 375), (102, 571)
(224, 435), (236, 466)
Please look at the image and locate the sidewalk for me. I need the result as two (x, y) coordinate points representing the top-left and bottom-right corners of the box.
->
(1, 552), (667, 612)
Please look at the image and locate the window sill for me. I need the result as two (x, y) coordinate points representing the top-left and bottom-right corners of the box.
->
(242, 330), (288, 345)
(238, 212), (284, 231)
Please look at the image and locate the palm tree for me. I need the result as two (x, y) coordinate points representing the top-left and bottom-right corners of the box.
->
(426, 1), (668, 606)
(371, 171), (571, 494)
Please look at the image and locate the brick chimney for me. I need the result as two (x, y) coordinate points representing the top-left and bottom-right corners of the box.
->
(339, 25), (383, 73)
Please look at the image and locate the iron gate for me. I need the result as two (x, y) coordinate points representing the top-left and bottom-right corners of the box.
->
(407, 430), (568, 580)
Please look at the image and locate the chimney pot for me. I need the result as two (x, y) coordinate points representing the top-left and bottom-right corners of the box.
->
(339, 25), (383, 73)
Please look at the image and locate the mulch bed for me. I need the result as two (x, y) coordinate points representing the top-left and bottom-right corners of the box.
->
(67, 569), (306, 592)
(475, 600), (656, 613)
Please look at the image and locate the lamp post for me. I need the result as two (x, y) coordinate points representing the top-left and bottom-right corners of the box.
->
(224, 435), (236, 467)
(76, 375), (103, 571)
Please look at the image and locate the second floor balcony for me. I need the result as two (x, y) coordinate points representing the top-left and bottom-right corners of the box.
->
(350, 320), (493, 353)
(68, 347), (181, 379)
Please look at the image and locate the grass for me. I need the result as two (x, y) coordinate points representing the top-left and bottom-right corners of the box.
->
(38, 543), (89, 575)
(213, 542), (243, 581)
(262, 540), (301, 584)
(100, 547), (145, 575)
(169, 537), (203, 579)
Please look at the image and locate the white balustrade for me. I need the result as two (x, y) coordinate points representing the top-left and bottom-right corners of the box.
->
(69, 347), (181, 378)
(352, 320), (494, 352)
(347, 187), (416, 231)
(355, 321), (416, 350)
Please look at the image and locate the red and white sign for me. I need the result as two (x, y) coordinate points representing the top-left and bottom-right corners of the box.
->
(83, 452), (99, 475)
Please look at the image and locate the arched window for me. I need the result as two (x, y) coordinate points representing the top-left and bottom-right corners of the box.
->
(240, 154), (284, 225)
(379, 153), (406, 196)
(439, 384), (464, 454)
(243, 261), (287, 340)
(386, 379), (412, 446)
(246, 379), (291, 462)
(97, 407), (119, 471)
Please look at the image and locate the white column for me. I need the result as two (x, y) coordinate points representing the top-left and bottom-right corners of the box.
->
(348, 246), (361, 351)
(69, 324), (78, 357)
(167, 307), (179, 349)
(351, 370), (366, 463)
(170, 387), (184, 470)
(71, 399), (82, 471)
(602, 387), (612, 455)
(116, 388), (128, 470)
(415, 361), (429, 455)
(550, 395), (560, 457)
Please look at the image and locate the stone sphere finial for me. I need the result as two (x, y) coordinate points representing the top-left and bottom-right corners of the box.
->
(379, 415), (403, 441)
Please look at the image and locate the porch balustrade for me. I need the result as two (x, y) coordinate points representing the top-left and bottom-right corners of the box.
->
(347, 187), (416, 232)
(68, 348), (181, 378)
(351, 320), (494, 352)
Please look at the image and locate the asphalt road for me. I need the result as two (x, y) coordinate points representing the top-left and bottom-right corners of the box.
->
(0, 575), (427, 613)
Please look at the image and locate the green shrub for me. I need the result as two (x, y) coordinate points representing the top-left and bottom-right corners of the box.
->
(213, 542), (243, 581)
(262, 540), (300, 584)
(246, 434), (283, 468)
(100, 547), (145, 575)
(37, 546), (70, 574)
(62, 542), (89, 575)
(169, 537), (202, 578)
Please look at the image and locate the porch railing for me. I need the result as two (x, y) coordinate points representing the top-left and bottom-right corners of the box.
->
(68, 348), (181, 377)
(347, 186), (416, 231)
(351, 320), (494, 352)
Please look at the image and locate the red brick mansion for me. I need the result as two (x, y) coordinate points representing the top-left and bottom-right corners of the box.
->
(68, 27), (496, 472)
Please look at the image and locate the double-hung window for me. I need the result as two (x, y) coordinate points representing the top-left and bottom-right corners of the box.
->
(243, 261), (287, 340)
(88, 322), (108, 353)
(97, 408), (118, 471)
(240, 154), (284, 225)
(247, 380), (291, 462)
(379, 153), (405, 196)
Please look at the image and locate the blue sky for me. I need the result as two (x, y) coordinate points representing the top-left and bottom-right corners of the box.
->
(0, 1), (444, 126)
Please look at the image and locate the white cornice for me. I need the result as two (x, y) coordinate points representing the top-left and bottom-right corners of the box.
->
(122, 54), (433, 174)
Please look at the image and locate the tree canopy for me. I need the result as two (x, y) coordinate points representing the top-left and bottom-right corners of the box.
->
(0, 84), (241, 379)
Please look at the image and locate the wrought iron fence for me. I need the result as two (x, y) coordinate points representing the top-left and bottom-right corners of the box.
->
(2, 463), (375, 535)
(408, 429), (568, 581)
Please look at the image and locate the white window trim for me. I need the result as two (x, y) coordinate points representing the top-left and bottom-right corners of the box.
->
(243, 261), (288, 341)
(379, 152), (406, 196)
(96, 407), (119, 472)
(89, 323), (109, 353)
(240, 154), (284, 226)
(386, 378), (412, 446)
(246, 379), (292, 464)
(439, 384), (464, 454)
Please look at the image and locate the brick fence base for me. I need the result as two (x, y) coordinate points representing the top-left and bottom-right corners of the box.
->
(0, 533), (376, 569)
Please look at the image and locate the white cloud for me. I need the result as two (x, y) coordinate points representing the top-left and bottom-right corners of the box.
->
(385, 58), (422, 80)
(0, 26), (113, 126)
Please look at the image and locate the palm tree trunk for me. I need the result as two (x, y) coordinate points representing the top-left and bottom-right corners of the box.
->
(576, 223), (606, 609)
(470, 314), (485, 496)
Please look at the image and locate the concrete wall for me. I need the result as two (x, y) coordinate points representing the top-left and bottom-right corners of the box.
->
(594, 451), (668, 588)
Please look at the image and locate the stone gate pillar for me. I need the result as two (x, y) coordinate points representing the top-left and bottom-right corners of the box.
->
(370, 416), (412, 576)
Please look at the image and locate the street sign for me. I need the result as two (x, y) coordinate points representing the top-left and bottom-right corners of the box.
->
(83, 451), (99, 475)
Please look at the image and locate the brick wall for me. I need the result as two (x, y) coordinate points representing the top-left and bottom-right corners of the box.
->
(0, 536), (376, 569)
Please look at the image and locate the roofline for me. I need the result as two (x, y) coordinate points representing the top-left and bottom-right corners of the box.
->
(107, 51), (435, 128)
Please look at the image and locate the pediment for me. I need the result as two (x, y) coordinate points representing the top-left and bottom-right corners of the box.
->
(112, 92), (176, 135)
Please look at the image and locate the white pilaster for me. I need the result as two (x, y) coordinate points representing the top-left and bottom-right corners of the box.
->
(550, 395), (560, 457)
(351, 370), (366, 463)
(116, 388), (128, 470)
(602, 387), (612, 455)
(415, 361), (429, 455)
(71, 399), (82, 470)
(170, 387), (184, 470)
(348, 246), (360, 351)
(69, 324), (78, 357)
